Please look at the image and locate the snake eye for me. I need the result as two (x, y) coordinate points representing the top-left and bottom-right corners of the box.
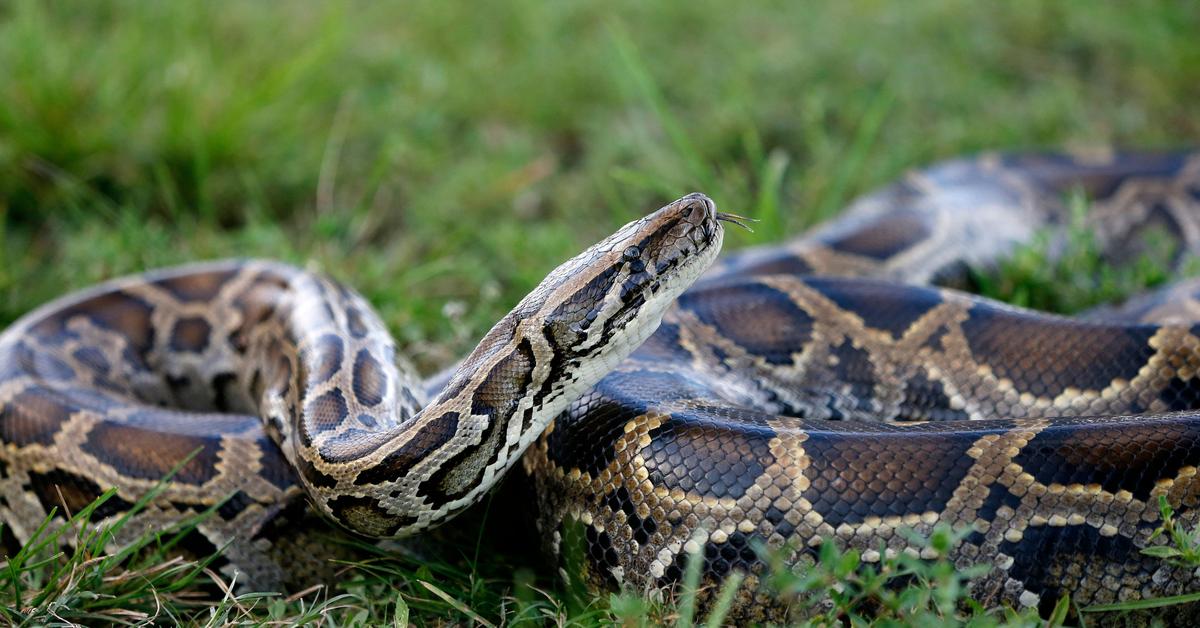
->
(623, 246), (641, 260)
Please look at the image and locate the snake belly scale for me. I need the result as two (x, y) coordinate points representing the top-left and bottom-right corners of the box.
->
(3, 152), (1200, 621)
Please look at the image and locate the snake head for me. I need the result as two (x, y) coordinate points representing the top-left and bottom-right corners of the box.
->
(536, 192), (726, 364)
(442, 192), (726, 398)
(438, 193), (726, 406)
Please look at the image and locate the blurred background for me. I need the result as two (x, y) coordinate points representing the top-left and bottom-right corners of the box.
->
(2, 0), (1198, 374)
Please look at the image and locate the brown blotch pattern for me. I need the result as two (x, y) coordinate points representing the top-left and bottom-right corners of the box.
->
(352, 349), (387, 407)
(169, 316), (212, 353)
(155, 268), (238, 302)
(0, 387), (76, 446)
(823, 208), (930, 260)
(80, 421), (222, 486)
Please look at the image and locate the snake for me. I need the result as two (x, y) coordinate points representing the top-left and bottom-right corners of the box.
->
(2, 150), (1200, 623)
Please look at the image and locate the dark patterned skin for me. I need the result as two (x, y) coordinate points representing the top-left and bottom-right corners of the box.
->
(527, 280), (1200, 621)
(1, 152), (1199, 622)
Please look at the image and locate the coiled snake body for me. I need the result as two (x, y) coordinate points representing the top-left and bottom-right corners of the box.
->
(2, 152), (1200, 621)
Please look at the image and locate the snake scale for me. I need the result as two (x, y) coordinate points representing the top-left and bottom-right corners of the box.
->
(3, 151), (1200, 622)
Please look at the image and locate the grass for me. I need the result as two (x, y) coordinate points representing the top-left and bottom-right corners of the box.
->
(1, 491), (1061, 626)
(2, 0), (1200, 625)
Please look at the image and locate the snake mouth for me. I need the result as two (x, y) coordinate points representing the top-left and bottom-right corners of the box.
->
(680, 192), (756, 233)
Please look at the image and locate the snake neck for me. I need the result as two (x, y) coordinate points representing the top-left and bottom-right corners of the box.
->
(253, 274), (666, 538)
(284, 281), (676, 536)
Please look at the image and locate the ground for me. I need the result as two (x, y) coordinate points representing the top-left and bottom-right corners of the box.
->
(2, 1), (1199, 625)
